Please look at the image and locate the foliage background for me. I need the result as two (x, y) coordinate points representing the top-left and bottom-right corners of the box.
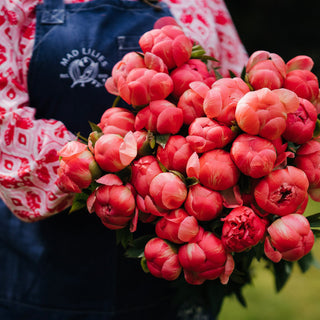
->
(218, 2), (320, 318)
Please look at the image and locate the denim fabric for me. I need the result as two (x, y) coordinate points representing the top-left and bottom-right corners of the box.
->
(28, 0), (173, 136)
(0, 1), (182, 319)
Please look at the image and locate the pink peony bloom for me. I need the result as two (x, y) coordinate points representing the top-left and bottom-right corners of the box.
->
(156, 135), (193, 174)
(133, 130), (153, 156)
(184, 184), (223, 221)
(284, 69), (319, 102)
(117, 67), (173, 108)
(221, 206), (268, 252)
(198, 149), (240, 191)
(177, 81), (208, 125)
(178, 228), (234, 285)
(246, 50), (286, 90)
(94, 132), (137, 172)
(286, 55), (314, 73)
(155, 208), (200, 244)
(144, 237), (182, 281)
(294, 140), (320, 201)
(254, 166), (309, 216)
(105, 52), (146, 96)
(235, 88), (299, 140)
(186, 117), (236, 153)
(170, 59), (215, 98)
(230, 133), (277, 178)
(131, 155), (163, 198)
(98, 107), (135, 137)
(139, 24), (193, 70)
(135, 100), (183, 135)
(149, 172), (187, 211)
(87, 174), (135, 230)
(203, 77), (250, 126)
(282, 98), (317, 145)
(264, 214), (314, 262)
(56, 140), (101, 193)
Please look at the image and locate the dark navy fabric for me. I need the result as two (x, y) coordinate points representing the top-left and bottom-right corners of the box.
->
(0, 1), (182, 319)
(28, 0), (173, 137)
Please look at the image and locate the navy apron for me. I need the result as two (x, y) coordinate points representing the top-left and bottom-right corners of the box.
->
(0, 1), (182, 319)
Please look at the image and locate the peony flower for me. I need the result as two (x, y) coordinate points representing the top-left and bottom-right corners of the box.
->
(56, 140), (101, 193)
(286, 55), (314, 73)
(149, 172), (187, 211)
(203, 77), (250, 126)
(135, 100), (183, 135)
(235, 88), (299, 140)
(186, 117), (236, 153)
(155, 208), (200, 244)
(282, 98), (318, 145)
(230, 133), (277, 178)
(170, 59), (215, 98)
(117, 67), (173, 108)
(294, 140), (320, 201)
(184, 184), (223, 221)
(264, 214), (314, 262)
(105, 52), (146, 96)
(178, 228), (234, 285)
(221, 206), (268, 252)
(98, 107), (135, 137)
(177, 81), (208, 125)
(94, 132), (137, 172)
(139, 24), (193, 70)
(254, 166), (309, 216)
(87, 174), (136, 230)
(198, 149), (240, 191)
(246, 50), (287, 90)
(284, 69), (319, 102)
(156, 135), (193, 175)
(144, 237), (182, 281)
(131, 155), (163, 198)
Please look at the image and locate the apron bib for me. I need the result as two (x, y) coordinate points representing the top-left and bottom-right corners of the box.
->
(28, 0), (172, 136)
(0, 1), (179, 319)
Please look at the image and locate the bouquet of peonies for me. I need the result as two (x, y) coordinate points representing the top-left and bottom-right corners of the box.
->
(56, 18), (320, 312)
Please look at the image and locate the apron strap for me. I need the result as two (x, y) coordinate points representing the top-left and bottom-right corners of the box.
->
(41, 0), (65, 24)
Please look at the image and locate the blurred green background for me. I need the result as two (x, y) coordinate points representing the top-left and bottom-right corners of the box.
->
(219, 199), (320, 320)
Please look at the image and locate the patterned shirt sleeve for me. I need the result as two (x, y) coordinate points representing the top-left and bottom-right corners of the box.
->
(0, 0), (248, 222)
(0, 0), (75, 221)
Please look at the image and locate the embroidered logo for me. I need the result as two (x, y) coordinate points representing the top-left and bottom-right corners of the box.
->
(59, 48), (109, 88)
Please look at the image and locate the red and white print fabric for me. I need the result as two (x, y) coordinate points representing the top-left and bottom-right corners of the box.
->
(0, 0), (248, 221)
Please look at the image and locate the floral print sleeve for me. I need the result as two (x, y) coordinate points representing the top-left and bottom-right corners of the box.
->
(0, 0), (248, 221)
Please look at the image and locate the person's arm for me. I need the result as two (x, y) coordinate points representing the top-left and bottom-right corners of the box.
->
(0, 0), (75, 222)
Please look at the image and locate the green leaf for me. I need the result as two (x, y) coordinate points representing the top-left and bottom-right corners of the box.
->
(273, 260), (293, 292)
(69, 192), (90, 213)
(213, 68), (223, 80)
(155, 134), (170, 149)
(185, 176), (199, 187)
(309, 221), (320, 228)
(234, 288), (247, 308)
(307, 212), (320, 223)
(125, 234), (154, 258)
(116, 226), (133, 249)
(311, 229), (320, 237)
(240, 66), (246, 81)
(298, 252), (314, 273)
(228, 69), (237, 78)
(88, 121), (102, 133)
(313, 118), (320, 139)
